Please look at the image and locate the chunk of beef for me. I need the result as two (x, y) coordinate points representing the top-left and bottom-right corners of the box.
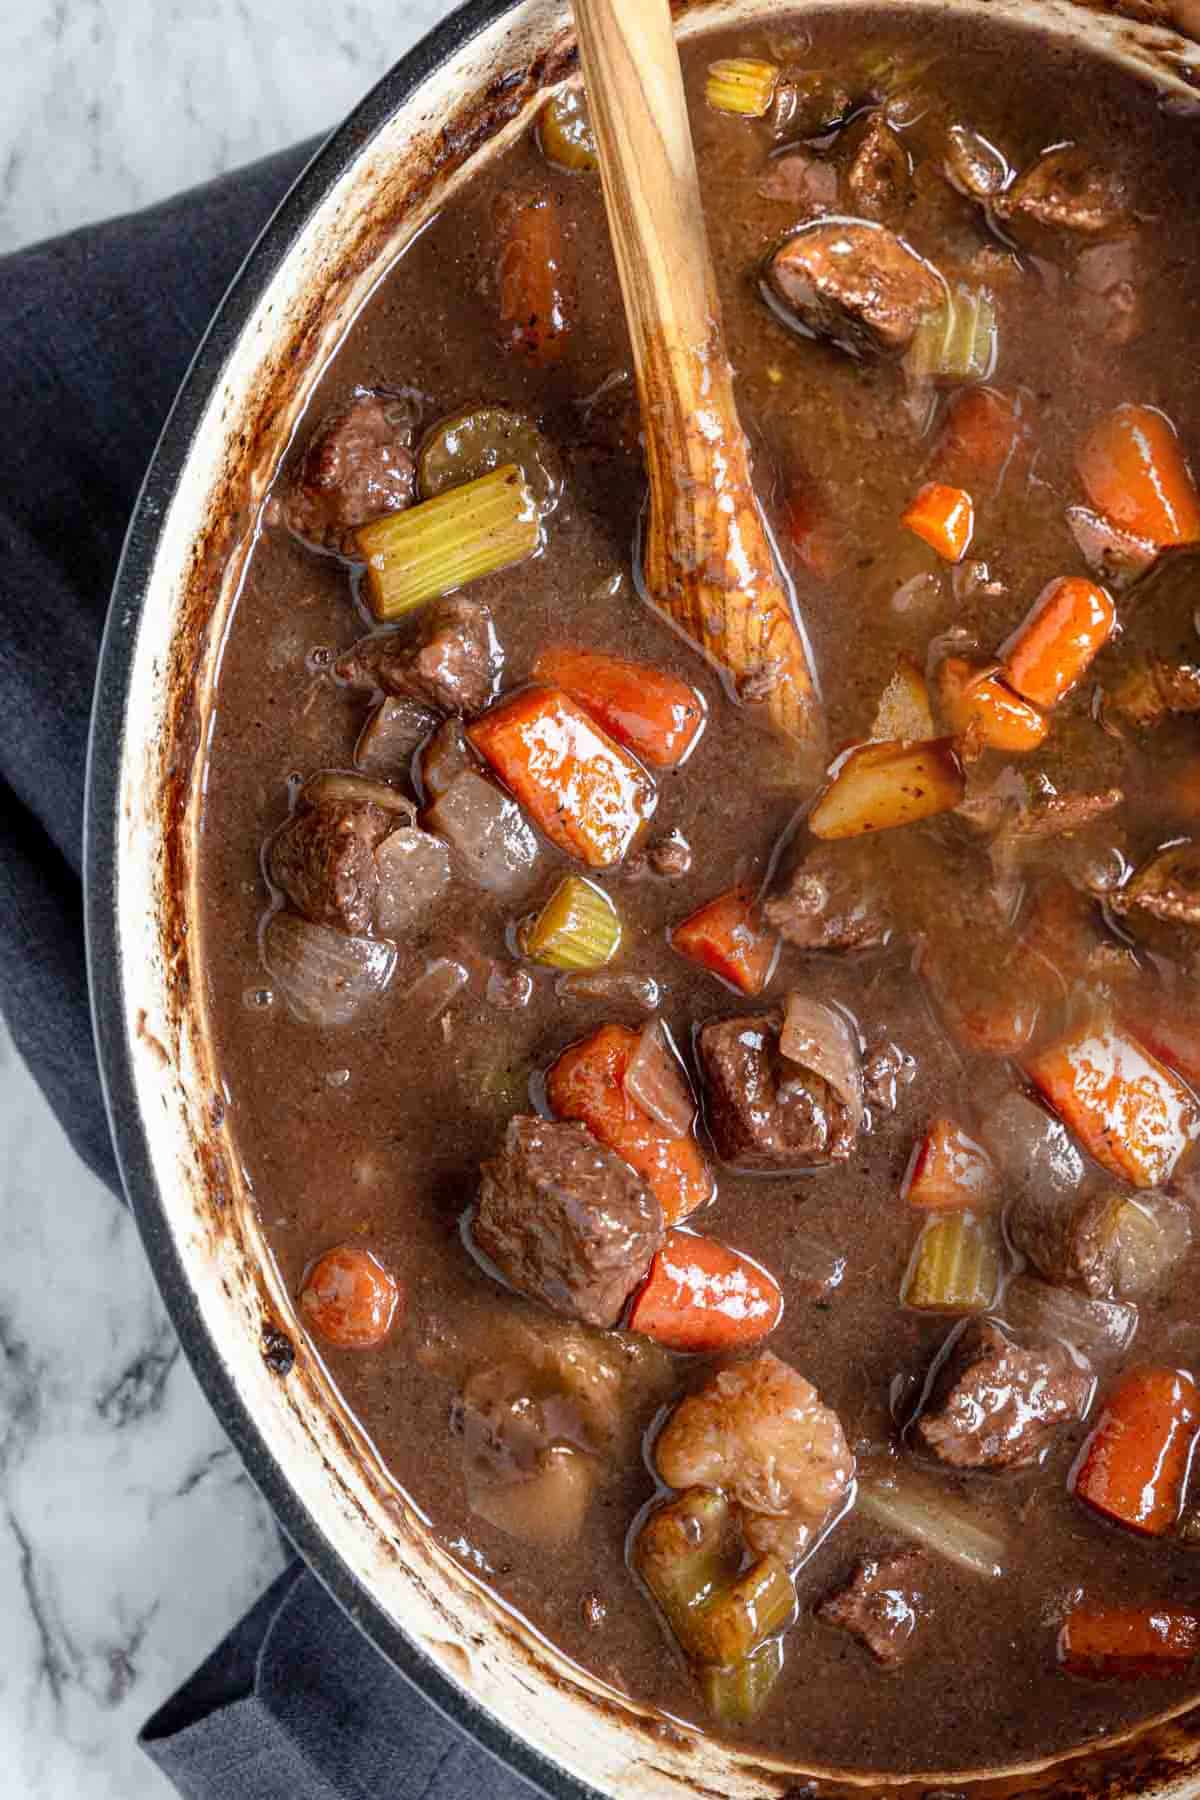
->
(773, 69), (852, 138)
(1000, 785), (1124, 842)
(764, 839), (893, 951)
(1006, 1187), (1127, 1296)
(284, 391), (416, 552)
(993, 146), (1130, 249)
(697, 1011), (860, 1169)
(336, 597), (502, 716)
(861, 1037), (916, 1113)
(354, 697), (440, 782)
(473, 1115), (663, 1328)
(267, 775), (417, 935)
(912, 1319), (1092, 1471)
(817, 1550), (928, 1666)
(843, 113), (913, 223)
(758, 149), (839, 216)
(654, 1352), (854, 1562)
(1103, 656), (1200, 731)
(421, 716), (476, 798)
(1112, 842), (1200, 932)
(763, 220), (943, 357)
(628, 830), (694, 881)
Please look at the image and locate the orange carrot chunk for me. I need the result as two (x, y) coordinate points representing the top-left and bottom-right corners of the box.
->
(934, 386), (1029, 484)
(937, 656), (1048, 753)
(671, 888), (778, 996)
(1001, 576), (1116, 709)
(497, 188), (574, 366)
(902, 482), (975, 563)
(1024, 1018), (1200, 1188)
(532, 646), (705, 768)
(468, 686), (655, 868)
(903, 1119), (997, 1211)
(1076, 403), (1200, 547)
(1071, 1366), (1200, 1537)
(546, 1023), (713, 1226)
(627, 1228), (783, 1351)
(1059, 1605), (1200, 1680)
(300, 1245), (401, 1349)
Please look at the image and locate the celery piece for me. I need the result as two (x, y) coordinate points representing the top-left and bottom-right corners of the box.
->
(905, 287), (997, 386)
(698, 1637), (785, 1726)
(902, 1208), (1002, 1313)
(539, 87), (598, 172)
(633, 1489), (739, 1657)
(357, 464), (539, 622)
(521, 877), (622, 971)
(705, 58), (779, 117)
(689, 1556), (796, 1666)
(858, 1468), (1006, 1577)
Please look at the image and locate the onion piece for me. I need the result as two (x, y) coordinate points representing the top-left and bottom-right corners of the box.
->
(555, 972), (661, 1011)
(779, 994), (863, 1132)
(978, 1089), (1084, 1204)
(857, 1465), (1007, 1578)
(1111, 1194), (1193, 1297)
(405, 957), (469, 1021)
(1000, 1272), (1137, 1358)
(299, 770), (414, 816)
(263, 912), (397, 1026)
(624, 1019), (695, 1138)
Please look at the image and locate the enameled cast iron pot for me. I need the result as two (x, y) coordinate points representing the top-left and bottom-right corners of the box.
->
(85, 3), (1200, 1795)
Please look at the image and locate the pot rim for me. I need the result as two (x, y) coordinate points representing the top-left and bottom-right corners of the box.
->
(83, 2), (598, 1794)
(83, 0), (1200, 1795)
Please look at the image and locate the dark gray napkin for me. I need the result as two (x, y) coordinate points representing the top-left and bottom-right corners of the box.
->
(0, 148), (542, 1800)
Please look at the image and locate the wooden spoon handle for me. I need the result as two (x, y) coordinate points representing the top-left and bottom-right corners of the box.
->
(573, 0), (823, 758)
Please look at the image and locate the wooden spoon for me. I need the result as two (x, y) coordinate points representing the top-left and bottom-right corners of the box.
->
(572, 0), (824, 765)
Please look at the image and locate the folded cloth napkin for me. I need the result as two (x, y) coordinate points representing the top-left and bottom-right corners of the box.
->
(0, 147), (543, 1800)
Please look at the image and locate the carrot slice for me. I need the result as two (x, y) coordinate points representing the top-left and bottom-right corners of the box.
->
(903, 1119), (997, 1211)
(902, 482), (975, 563)
(300, 1245), (400, 1349)
(1059, 1605), (1200, 1680)
(1122, 996), (1200, 1092)
(1024, 1018), (1200, 1188)
(627, 1228), (783, 1351)
(497, 189), (574, 366)
(468, 686), (655, 868)
(671, 888), (778, 995)
(1071, 1366), (1200, 1537)
(1001, 576), (1116, 709)
(933, 386), (1029, 485)
(546, 1023), (713, 1226)
(937, 656), (1048, 753)
(1076, 403), (1200, 547)
(532, 646), (705, 768)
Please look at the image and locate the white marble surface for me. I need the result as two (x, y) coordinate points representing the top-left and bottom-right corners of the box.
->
(0, 3), (456, 1795)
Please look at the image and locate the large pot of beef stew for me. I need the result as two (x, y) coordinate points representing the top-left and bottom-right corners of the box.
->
(88, 0), (1200, 1793)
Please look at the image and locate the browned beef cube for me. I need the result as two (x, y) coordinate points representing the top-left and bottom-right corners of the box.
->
(764, 839), (893, 951)
(268, 777), (411, 934)
(284, 392), (416, 552)
(1103, 656), (1200, 731)
(268, 773), (448, 938)
(912, 1320), (1092, 1471)
(817, 1550), (928, 1666)
(993, 147), (1130, 249)
(763, 220), (942, 357)
(843, 113), (913, 223)
(337, 597), (502, 717)
(697, 1012), (859, 1169)
(1006, 1187), (1124, 1296)
(1112, 842), (1200, 933)
(474, 1116), (663, 1328)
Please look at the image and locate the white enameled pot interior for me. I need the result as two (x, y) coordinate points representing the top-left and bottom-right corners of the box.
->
(111, 3), (1200, 1796)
